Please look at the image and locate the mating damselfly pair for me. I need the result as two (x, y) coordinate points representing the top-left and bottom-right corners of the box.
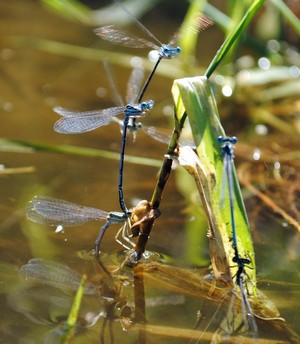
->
(27, 3), (209, 246)
(26, 22), (182, 258)
(24, 2), (259, 341)
(52, 3), (187, 214)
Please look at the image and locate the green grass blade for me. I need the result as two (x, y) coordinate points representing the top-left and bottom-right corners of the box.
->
(204, 3), (231, 31)
(61, 274), (87, 343)
(42, 0), (92, 24)
(66, 274), (87, 335)
(0, 139), (161, 168)
(205, 0), (265, 78)
(177, 0), (207, 68)
(10, 36), (186, 79)
(269, 0), (300, 35)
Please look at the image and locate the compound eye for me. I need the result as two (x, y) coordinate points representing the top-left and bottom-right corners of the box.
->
(231, 136), (238, 144)
(141, 102), (147, 110)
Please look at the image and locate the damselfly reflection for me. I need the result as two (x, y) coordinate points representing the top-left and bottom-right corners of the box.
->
(207, 257), (258, 343)
(25, 195), (135, 256)
(192, 275), (258, 343)
(17, 258), (131, 343)
(233, 254), (259, 342)
(53, 65), (153, 214)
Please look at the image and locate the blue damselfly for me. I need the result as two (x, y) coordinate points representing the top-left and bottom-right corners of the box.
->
(94, 0), (182, 103)
(25, 195), (134, 256)
(218, 136), (239, 251)
(95, 2), (212, 102)
(218, 136), (258, 340)
(53, 67), (154, 213)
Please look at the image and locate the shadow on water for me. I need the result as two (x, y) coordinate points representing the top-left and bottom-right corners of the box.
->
(0, 0), (300, 343)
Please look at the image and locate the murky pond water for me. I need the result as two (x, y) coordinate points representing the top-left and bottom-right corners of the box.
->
(1, 1), (300, 343)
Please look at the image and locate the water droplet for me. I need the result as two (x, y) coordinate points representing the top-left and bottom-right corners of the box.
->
(255, 124), (268, 135)
(253, 149), (261, 161)
(258, 57), (271, 70)
(222, 85), (232, 97)
(96, 87), (107, 98)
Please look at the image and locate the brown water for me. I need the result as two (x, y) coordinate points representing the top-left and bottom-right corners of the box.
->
(0, 1), (300, 343)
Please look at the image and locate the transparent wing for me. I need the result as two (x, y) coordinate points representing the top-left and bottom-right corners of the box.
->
(126, 64), (144, 104)
(168, 31), (179, 46)
(238, 274), (259, 341)
(103, 61), (124, 107)
(115, 0), (163, 47)
(211, 289), (258, 344)
(141, 125), (195, 148)
(20, 258), (98, 295)
(227, 155), (235, 210)
(94, 25), (158, 49)
(220, 153), (229, 208)
(25, 195), (108, 227)
(171, 13), (213, 46)
(185, 14), (214, 36)
(53, 106), (125, 134)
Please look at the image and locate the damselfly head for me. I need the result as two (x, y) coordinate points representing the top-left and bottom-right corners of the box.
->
(141, 99), (154, 110)
(230, 136), (238, 144)
(218, 136), (238, 144)
(160, 45), (181, 59)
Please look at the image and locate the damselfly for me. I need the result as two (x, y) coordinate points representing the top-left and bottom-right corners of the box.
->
(20, 258), (99, 295)
(18, 258), (131, 342)
(94, 2), (181, 103)
(218, 136), (259, 340)
(95, 3), (212, 102)
(193, 256), (258, 343)
(25, 195), (135, 256)
(218, 136), (239, 251)
(104, 61), (195, 148)
(190, 260), (258, 344)
(229, 253), (259, 342)
(53, 67), (154, 214)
